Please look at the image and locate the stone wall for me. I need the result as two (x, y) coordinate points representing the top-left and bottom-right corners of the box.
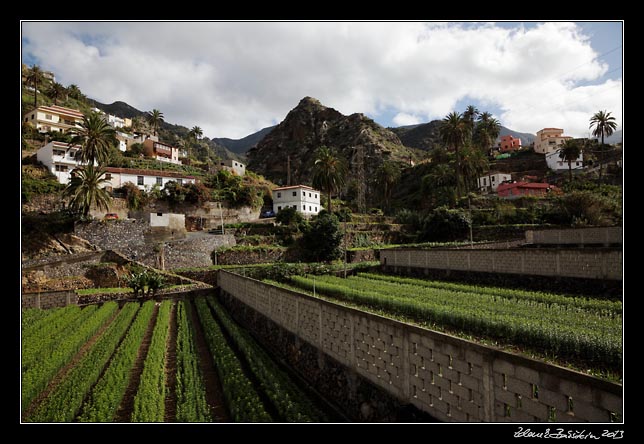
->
(133, 201), (260, 227)
(22, 290), (79, 309)
(380, 248), (622, 281)
(218, 271), (622, 423)
(525, 227), (622, 246)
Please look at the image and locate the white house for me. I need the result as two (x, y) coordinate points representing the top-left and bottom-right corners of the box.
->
(545, 149), (584, 172)
(24, 105), (84, 134)
(272, 185), (321, 216)
(103, 167), (196, 191)
(36, 141), (88, 184)
(219, 159), (246, 176)
(478, 172), (512, 193)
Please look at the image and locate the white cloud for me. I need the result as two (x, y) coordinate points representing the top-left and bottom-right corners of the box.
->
(21, 21), (622, 139)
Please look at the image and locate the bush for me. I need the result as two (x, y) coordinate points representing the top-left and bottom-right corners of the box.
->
(117, 182), (149, 210)
(419, 206), (471, 242)
(334, 207), (353, 222)
(22, 176), (65, 202)
(545, 191), (621, 226)
(275, 207), (303, 228)
(301, 212), (344, 262)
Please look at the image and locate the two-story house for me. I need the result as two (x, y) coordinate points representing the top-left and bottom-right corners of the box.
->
(36, 141), (89, 184)
(24, 105), (84, 134)
(272, 185), (321, 216)
(219, 159), (246, 176)
(478, 172), (512, 193)
(534, 128), (573, 154)
(142, 139), (181, 165)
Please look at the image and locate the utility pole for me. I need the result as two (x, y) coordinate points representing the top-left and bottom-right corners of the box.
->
(219, 202), (225, 235)
(354, 144), (366, 213)
(343, 219), (348, 278)
(468, 194), (474, 249)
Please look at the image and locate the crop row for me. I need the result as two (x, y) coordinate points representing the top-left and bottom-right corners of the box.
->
(289, 275), (622, 370)
(194, 297), (271, 422)
(22, 307), (68, 335)
(359, 272), (622, 315)
(21, 302), (118, 411)
(27, 302), (140, 422)
(175, 301), (211, 422)
(206, 295), (327, 422)
(131, 300), (173, 422)
(22, 305), (99, 374)
(77, 301), (156, 422)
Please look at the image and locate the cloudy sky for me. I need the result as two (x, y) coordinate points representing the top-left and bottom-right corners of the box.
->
(21, 21), (622, 140)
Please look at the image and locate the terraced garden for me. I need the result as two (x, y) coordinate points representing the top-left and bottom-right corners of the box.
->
(21, 297), (331, 423)
(282, 272), (622, 378)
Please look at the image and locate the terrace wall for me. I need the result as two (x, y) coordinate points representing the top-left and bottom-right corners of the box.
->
(22, 290), (79, 310)
(217, 271), (622, 423)
(525, 227), (622, 246)
(379, 248), (622, 281)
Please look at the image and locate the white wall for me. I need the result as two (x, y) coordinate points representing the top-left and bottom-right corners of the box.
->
(546, 150), (584, 171)
(478, 173), (512, 192)
(272, 187), (321, 215)
(36, 142), (86, 184)
(150, 212), (185, 231)
(105, 172), (195, 191)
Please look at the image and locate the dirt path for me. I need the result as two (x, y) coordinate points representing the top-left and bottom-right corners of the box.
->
(114, 304), (160, 422)
(163, 302), (178, 422)
(188, 299), (230, 422)
(22, 306), (122, 421)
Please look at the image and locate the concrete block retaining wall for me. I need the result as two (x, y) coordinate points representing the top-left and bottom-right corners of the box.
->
(218, 271), (622, 423)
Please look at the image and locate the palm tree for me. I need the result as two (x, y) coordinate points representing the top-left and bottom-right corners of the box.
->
(48, 82), (67, 105)
(376, 161), (401, 211)
(474, 112), (501, 152)
(67, 84), (84, 100)
(421, 163), (457, 207)
(147, 109), (164, 136)
(589, 110), (618, 183)
(463, 105), (479, 142)
(439, 111), (469, 198)
(68, 111), (117, 166)
(460, 146), (489, 192)
(559, 139), (583, 182)
(131, 116), (144, 133)
(189, 126), (203, 141)
(62, 165), (112, 218)
(26, 65), (45, 108)
(312, 146), (348, 213)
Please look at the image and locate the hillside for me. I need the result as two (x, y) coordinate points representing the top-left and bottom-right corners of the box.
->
(246, 97), (423, 187)
(213, 126), (276, 155)
(390, 121), (536, 151)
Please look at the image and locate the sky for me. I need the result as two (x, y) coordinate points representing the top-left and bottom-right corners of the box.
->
(21, 21), (623, 140)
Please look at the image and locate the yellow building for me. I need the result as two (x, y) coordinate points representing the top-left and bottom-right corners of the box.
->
(23, 105), (84, 134)
(534, 128), (572, 154)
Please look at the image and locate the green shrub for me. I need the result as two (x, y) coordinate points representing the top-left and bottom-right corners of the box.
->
(301, 211), (343, 262)
(419, 206), (471, 242)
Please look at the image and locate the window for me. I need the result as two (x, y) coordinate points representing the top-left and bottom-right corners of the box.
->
(277, 192), (281, 198)
(31, 115), (35, 120)
(315, 194), (318, 199)
(315, 207), (318, 212)
(309, 206), (312, 211)
(53, 149), (65, 156)
(277, 206), (282, 211)
(25, 117), (28, 123)
(157, 213), (163, 217)
(156, 177), (162, 186)
(137, 176), (144, 185)
(576, 162), (580, 166)
(177, 179), (183, 185)
(55, 165), (68, 172)
(105, 173), (112, 180)
(69, 151), (76, 158)
(491, 176), (495, 182)
(292, 191), (297, 197)
(45, 114), (52, 120)
(309, 192), (312, 197)
(303, 205), (306, 211)
(292, 205), (296, 209)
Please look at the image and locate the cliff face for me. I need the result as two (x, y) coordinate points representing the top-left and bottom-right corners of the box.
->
(247, 97), (418, 187)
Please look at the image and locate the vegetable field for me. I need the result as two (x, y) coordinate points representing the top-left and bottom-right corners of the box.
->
(286, 272), (622, 374)
(21, 297), (330, 423)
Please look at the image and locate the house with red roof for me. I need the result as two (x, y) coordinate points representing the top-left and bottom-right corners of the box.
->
(23, 105), (84, 134)
(497, 182), (558, 199)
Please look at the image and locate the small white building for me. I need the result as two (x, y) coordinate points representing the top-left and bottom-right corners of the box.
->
(219, 159), (246, 176)
(272, 185), (321, 216)
(545, 149), (584, 172)
(150, 212), (186, 231)
(36, 141), (89, 184)
(478, 172), (512, 193)
(103, 167), (196, 191)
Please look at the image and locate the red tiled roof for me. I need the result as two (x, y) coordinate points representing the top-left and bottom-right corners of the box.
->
(497, 182), (552, 190)
(35, 105), (84, 119)
(103, 167), (196, 179)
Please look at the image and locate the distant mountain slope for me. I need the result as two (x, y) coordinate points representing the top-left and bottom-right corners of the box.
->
(213, 126), (276, 155)
(390, 121), (536, 151)
(594, 129), (622, 145)
(87, 99), (146, 119)
(247, 96), (421, 187)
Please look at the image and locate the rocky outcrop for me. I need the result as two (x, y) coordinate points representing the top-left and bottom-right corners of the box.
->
(247, 97), (418, 188)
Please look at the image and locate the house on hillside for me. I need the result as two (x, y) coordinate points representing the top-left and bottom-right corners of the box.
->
(272, 185), (321, 216)
(545, 149), (584, 172)
(534, 128), (572, 154)
(36, 141), (88, 184)
(478, 172), (512, 193)
(142, 139), (181, 165)
(103, 167), (196, 191)
(24, 105), (84, 134)
(90, 107), (133, 129)
(497, 181), (558, 199)
(219, 159), (246, 176)
(499, 135), (522, 152)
